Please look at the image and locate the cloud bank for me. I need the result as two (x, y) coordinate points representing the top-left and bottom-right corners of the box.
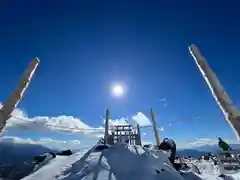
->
(177, 138), (240, 149)
(0, 136), (83, 150)
(1, 104), (152, 138)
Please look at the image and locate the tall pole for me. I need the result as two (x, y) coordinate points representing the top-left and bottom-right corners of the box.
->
(150, 108), (161, 146)
(104, 108), (109, 144)
(189, 44), (240, 139)
(0, 57), (40, 134)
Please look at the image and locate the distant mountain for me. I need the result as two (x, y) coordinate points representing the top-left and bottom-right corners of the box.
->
(229, 144), (240, 150)
(194, 143), (240, 153)
(0, 141), (55, 179)
(0, 141), (54, 164)
(177, 143), (240, 157)
(194, 144), (218, 152)
(176, 149), (208, 157)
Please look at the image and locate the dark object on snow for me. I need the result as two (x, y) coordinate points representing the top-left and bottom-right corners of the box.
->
(218, 137), (232, 151)
(203, 156), (210, 160)
(56, 149), (72, 156)
(49, 152), (56, 158)
(173, 163), (182, 171)
(208, 152), (215, 157)
(218, 174), (235, 179)
(143, 144), (151, 148)
(34, 155), (46, 163)
(219, 174), (225, 178)
(223, 152), (232, 158)
(33, 152), (56, 164)
(156, 169), (165, 174)
(95, 144), (109, 151)
(125, 139), (130, 143)
(159, 138), (176, 164)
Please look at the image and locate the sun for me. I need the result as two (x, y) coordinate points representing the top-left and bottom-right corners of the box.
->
(111, 84), (124, 97)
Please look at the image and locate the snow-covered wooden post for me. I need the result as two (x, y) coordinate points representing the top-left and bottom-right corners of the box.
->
(104, 108), (109, 144)
(136, 124), (142, 146)
(150, 108), (161, 146)
(0, 57), (40, 134)
(189, 44), (240, 139)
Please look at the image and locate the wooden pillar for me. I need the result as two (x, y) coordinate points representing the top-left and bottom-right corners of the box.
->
(129, 130), (132, 145)
(189, 44), (240, 139)
(128, 125), (131, 144)
(136, 124), (142, 146)
(0, 58), (40, 134)
(116, 126), (119, 142)
(150, 108), (161, 146)
(120, 126), (122, 142)
(104, 109), (109, 144)
(111, 131), (114, 143)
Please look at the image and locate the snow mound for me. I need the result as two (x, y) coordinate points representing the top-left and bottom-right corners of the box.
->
(22, 149), (88, 180)
(22, 144), (185, 180)
(195, 160), (220, 175)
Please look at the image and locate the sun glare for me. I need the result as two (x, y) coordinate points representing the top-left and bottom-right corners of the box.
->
(111, 84), (124, 97)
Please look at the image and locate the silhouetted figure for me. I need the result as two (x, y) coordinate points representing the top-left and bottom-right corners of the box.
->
(218, 137), (232, 151)
(159, 138), (176, 164)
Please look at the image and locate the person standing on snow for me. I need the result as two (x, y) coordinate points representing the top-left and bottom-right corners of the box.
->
(218, 137), (232, 151)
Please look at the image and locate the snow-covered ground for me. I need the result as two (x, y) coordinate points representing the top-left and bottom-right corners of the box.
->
(191, 160), (240, 180)
(20, 144), (240, 180)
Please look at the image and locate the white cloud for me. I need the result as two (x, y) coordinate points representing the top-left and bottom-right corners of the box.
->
(158, 98), (168, 108)
(143, 132), (147, 136)
(0, 136), (83, 150)
(159, 127), (164, 131)
(158, 98), (167, 102)
(3, 105), (104, 136)
(132, 112), (152, 126)
(187, 138), (217, 147)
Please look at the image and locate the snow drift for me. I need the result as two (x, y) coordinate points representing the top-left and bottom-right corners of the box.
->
(23, 143), (186, 180)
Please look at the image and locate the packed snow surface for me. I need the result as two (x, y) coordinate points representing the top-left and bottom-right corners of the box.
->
(22, 144), (240, 180)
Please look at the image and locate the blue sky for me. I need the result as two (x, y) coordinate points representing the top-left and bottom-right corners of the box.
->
(1, 0), (240, 149)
